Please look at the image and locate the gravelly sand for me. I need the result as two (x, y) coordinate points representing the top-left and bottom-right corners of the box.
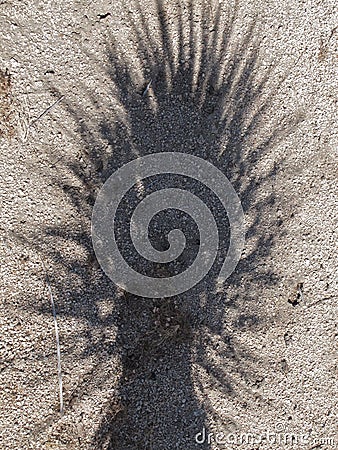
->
(0, 1), (337, 449)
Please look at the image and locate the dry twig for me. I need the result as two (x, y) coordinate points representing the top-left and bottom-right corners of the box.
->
(40, 257), (64, 416)
(29, 95), (65, 127)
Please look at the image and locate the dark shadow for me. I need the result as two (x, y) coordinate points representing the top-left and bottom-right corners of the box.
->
(23, 1), (304, 448)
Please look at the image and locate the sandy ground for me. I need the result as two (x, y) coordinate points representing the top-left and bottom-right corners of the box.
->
(0, 0), (337, 449)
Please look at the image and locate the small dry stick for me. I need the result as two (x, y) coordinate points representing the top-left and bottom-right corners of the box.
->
(142, 79), (152, 97)
(307, 296), (334, 308)
(40, 257), (64, 416)
(30, 95), (65, 127)
(0, 226), (64, 414)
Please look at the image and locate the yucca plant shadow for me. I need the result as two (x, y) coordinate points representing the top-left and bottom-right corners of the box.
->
(38, 1), (303, 448)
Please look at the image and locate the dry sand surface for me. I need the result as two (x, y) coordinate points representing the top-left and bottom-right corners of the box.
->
(0, 0), (337, 449)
